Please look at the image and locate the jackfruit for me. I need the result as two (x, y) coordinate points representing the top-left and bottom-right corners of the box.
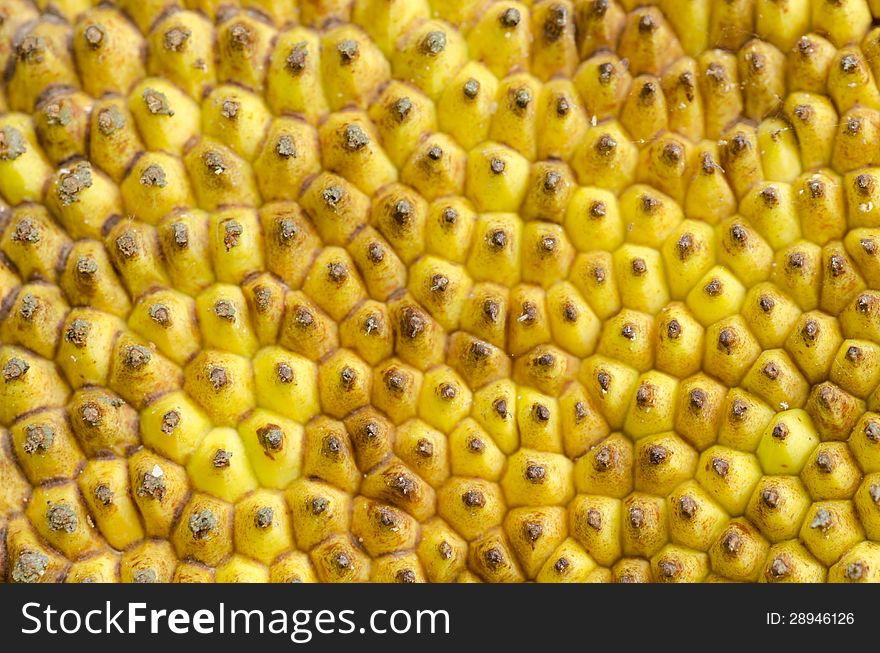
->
(3, 0), (880, 584)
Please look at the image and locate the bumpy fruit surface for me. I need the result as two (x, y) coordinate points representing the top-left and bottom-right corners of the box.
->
(3, 0), (880, 584)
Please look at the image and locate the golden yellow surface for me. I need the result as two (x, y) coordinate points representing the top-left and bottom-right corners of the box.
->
(2, 0), (880, 583)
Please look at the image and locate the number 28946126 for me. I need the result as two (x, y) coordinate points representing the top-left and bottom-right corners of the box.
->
(767, 613), (855, 625)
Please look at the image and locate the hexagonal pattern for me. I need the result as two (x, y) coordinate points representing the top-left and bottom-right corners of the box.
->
(2, 0), (880, 583)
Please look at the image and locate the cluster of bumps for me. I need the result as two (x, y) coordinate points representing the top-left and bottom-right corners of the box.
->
(5, 0), (880, 584)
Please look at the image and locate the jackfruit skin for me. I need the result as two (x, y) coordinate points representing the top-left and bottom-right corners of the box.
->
(3, 1), (880, 585)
